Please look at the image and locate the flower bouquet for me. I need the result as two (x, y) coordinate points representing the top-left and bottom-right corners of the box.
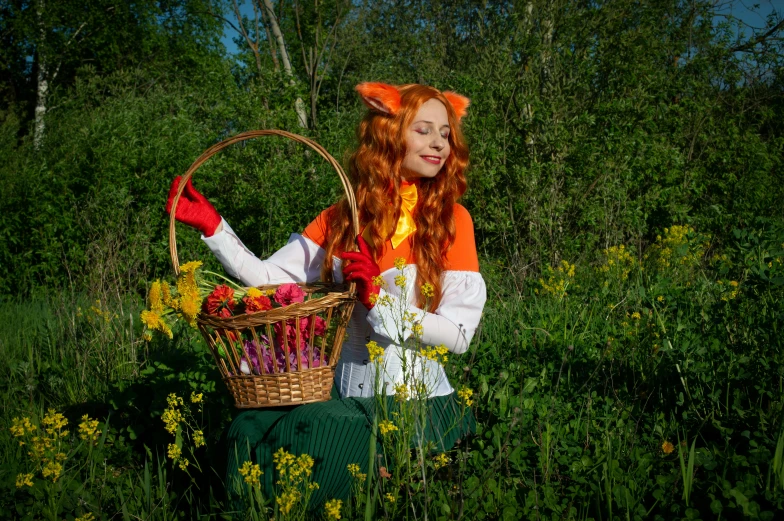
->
(141, 260), (354, 407)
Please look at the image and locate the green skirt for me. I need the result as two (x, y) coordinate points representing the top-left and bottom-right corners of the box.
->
(224, 389), (474, 509)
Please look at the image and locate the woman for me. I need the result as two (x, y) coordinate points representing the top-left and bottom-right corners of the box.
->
(167, 82), (486, 507)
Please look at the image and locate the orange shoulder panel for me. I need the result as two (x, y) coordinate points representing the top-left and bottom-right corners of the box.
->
(302, 207), (332, 248)
(446, 204), (479, 272)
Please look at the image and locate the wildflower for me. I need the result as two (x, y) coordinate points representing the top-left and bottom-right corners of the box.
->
(179, 260), (203, 274)
(420, 344), (449, 364)
(631, 312), (641, 320)
(167, 393), (184, 407)
(162, 406), (183, 434)
(394, 275), (407, 287)
(379, 420), (398, 436)
(178, 458), (189, 471)
(662, 441), (674, 455)
(657, 295), (664, 303)
(421, 282), (434, 298)
(42, 461), (63, 482)
(366, 340), (384, 363)
(457, 386), (474, 407)
(42, 409), (68, 437)
(75, 513), (96, 521)
(15, 473), (34, 488)
(411, 323), (424, 336)
(385, 493), (396, 503)
(78, 414), (100, 444)
(140, 310), (173, 339)
(193, 430), (206, 448)
(190, 392), (203, 404)
(377, 294), (393, 307)
(538, 260), (576, 297)
(273, 447), (296, 471)
(239, 461), (263, 487)
(149, 280), (165, 314)
(10, 417), (36, 438)
(277, 490), (300, 514)
(325, 498), (343, 520)
(394, 257), (406, 270)
(347, 463), (361, 476)
(167, 443), (182, 461)
(393, 383), (409, 401)
(371, 275), (385, 287)
(368, 293), (379, 305)
(433, 453), (450, 470)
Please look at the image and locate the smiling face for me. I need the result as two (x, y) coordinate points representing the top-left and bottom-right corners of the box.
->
(401, 98), (451, 179)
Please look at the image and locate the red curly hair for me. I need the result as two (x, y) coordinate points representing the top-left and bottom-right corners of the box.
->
(321, 84), (470, 309)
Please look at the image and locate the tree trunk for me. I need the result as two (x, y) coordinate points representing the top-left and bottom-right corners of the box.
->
(260, 0), (308, 128)
(33, 0), (47, 150)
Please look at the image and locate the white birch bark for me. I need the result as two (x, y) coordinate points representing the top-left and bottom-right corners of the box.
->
(260, 0), (308, 128)
(33, 0), (48, 150)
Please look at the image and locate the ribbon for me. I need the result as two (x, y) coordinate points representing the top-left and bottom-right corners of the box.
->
(390, 181), (418, 249)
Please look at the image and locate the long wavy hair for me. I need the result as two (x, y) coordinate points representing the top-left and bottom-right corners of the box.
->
(321, 84), (470, 309)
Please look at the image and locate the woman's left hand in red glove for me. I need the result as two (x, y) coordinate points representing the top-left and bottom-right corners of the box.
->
(341, 236), (381, 310)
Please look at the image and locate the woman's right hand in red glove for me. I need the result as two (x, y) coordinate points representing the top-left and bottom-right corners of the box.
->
(166, 176), (222, 237)
(341, 236), (381, 310)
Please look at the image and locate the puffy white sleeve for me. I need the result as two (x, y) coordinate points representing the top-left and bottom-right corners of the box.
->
(201, 218), (325, 286)
(365, 270), (487, 355)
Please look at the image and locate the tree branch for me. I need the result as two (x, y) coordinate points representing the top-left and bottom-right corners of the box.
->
(729, 19), (784, 53)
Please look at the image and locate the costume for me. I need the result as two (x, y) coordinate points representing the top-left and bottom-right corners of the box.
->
(204, 197), (486, 506)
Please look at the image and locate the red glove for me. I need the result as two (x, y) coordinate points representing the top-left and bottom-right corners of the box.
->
(341, 236), (381, 310)
(166, 176), (221, 237)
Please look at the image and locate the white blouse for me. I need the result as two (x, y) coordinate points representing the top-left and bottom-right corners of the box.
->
(203, 219), (487, 398)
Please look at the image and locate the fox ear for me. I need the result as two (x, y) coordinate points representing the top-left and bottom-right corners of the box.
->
(355, 82), (402, 115)
(443, 91), (470, 121)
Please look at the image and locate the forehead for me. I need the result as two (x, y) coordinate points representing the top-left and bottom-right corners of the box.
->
(412, 98), (449, 124)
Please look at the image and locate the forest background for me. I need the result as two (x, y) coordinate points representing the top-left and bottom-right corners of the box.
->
(1, 0), (784, 519)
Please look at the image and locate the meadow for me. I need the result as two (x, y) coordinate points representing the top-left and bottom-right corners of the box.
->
(1, 0), (783, 519)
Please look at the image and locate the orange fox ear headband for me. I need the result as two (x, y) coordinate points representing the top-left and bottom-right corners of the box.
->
(355, 82), (470, 121)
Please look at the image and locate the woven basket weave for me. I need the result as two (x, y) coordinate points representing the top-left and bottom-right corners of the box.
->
(168, 130), (358, 408)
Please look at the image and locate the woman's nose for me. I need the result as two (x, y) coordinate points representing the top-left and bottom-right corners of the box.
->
(431, 137), (445, 150)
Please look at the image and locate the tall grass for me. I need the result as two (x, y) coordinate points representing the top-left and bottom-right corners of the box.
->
(2, 222), (784, 519)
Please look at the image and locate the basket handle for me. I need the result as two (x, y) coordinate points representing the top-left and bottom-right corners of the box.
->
(168, 130), (359, 277)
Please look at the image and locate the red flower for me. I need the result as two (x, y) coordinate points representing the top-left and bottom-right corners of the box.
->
(204, 285), (236, 316)
(244, 294), (272, 313)
(274, 283), (305, 307)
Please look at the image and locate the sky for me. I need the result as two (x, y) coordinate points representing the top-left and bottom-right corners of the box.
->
(219, 0), (783, 57)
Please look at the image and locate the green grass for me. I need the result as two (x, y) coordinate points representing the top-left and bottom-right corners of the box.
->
(2, 223), (784, 520)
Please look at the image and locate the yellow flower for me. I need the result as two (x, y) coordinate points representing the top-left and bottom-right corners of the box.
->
(411, 323), (424, 336)
(149, 280), (165, 314)
(366, 340), (384, 363)
(273, 447), (296, 471)
(368, 293), (379, 306)
(178, 458), (189, 471)
(42, 461), (63, 482)
(385, 493), (396, 503)
(193, 430), (206, 448)
(371, 275), (385, 287)
(662, 440), (674, 455)
(325, 498), (343, 520)
(276, 489), (300, 514)
(10, 417), (36, 437)
(42, 409), (68, 437)
(657, 295), (664, 303)
(140, 310), (173, 339)
(457, 386), (474, 407)
(379, 420), (398, 436)
(631, 312), (641, 320)
(75, 514), (96, 521)
(394, 275), (407, 287)
(420, 344), (449, 364)
(162, 407), (183, 434)
(179, 260), (203, 274)
(433, 452), (450, 470)
(190, 392), (203, 404)
(167, 443), (181, 461)
(239, 461), (263, 487)
(161, 281), (173, 306)
(15, 473), (34, 488)
(78, 415), (100, 444)
(420, 282), (434, 298)
(245, 287), (263, 298)
(393, 383), (409, 402)
(347, 463), (361, 477)
(394, 257), (406, 271)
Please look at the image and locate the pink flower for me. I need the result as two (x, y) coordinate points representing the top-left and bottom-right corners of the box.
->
(274, 283), (305, 306)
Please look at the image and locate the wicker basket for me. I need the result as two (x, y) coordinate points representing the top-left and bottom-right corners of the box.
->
(168, 130), (359, 408)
